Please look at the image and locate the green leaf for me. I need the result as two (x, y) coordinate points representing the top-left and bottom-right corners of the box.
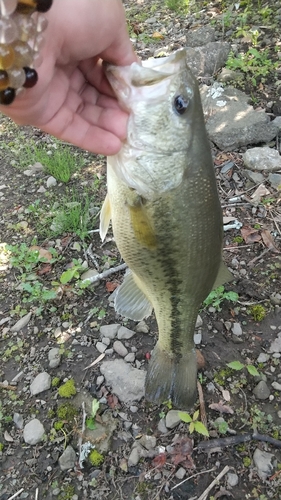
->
(194, 421), (209, 437)
(227, 361), (244, 371)
(189, 421), (195, 434)
(178, 411), (192, 423)
(60, 267), (78, 284)
(91, 399), (100, 419)
(86, 417), (96, 430)
(246, 365), (260, 377)
(193, 410), (199, 421)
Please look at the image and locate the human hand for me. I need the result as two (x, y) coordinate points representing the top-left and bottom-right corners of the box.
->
(0, 0), (138, 155)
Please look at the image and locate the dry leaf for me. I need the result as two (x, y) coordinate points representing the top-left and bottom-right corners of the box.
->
(261, 229), (279, 253)
(106, 282), (119, 292)
(4, 430), (14, 442)
(241, 226), (261, 244)
(107, 394), (120, 409)
(251, 184), (270, 204)
(37, 263), (52, 275)
(170, 436), (195, 469)
(209, 401), (234, 414)
(29, 245), (53, 261)
(152, 453), (167, 468)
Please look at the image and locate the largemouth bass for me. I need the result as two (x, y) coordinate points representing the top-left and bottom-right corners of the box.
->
(100, 49), (231, 408)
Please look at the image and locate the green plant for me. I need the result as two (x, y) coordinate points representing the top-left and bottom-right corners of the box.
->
(165, 0), (189, 13)
(243, 456), (251, 467)
(58, 484), (75, 500)
(86, 399), (100, 430)
(226, 48), (278, 86)
(58, 379), (77, 398)
(233, 236), (243, 244)
(52, 377), (60, 388)
(203, 286), (239, 312)
(178, 410), (209, 436)
(227, 360), (260, 377)
(56, 403), (78, 421)
(0, 443), (4, 452)
(88, 449), (104, 466)
(7, 243), (58, 273)
(250, 304), (266, 322)
(49, 192), (91, 239)
(214, 419), (228, 435)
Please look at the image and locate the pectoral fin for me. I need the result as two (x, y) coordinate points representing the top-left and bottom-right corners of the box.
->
(100, 194), (111, 242)
(212, 261), (233, 289)
(115, 269), (152, 321)
(127, 194), (157, 250)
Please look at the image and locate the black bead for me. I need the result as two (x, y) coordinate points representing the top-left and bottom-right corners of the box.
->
(23, 67), (38, 88)
(0, 87), (16, 105)
(36, 0), (53, 12)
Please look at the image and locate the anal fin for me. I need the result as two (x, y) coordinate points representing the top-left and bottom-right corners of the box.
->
(212, 261), (233, 290)
(115, 269), (152, 321)
(100, 194), (111, 242)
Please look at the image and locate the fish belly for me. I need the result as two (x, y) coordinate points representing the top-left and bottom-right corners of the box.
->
(108, 161), (222, 408)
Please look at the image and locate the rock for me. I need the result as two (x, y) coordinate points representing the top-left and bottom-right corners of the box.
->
(46, 176), (57, 188)
(117, 326), (135, 340)
(48, 347), (61, 369)
(135, 320), (149, 333)
(243, 170), (265, 184)
(186, 26), (215, 47)
(80, 269), (99, 285)
(30, 372), (51, 396)
(270, 293), (281, 306)
(269, 333), (281, 353)
(128, 445), (142, 467)
(195, 315), (203, 328)
(253, 448), (275, 480)
(227, 472), (239, 487)
(257, 353), (269, 363)
(201, 85), (278, 151)
(58, 445), (76, 471)
(23, 419), (45, 445)
(194, 332), (202, 345)
(158, 418), (168, 434)
(13, 412), (24, 430)
(272, 381), (281, 391)
(187, 41), (231, 78)
(253, 380), (270, 400)
(232, 322), (243, 336)
(217, 68), (244, 83)
(100, 359), (145, 403)
(85, 412), (117, 454)
(139, 435), (157, 450)
(100, 324), (120, 339)
(243, 147), (281, 172)
(124, 352), (136, 363)
(268, 173), (281, 190)
(10, 312), (32, 332)
(166, 410), (181, 429)
(96, 342), (107, 354)
(175, 467), (186, 480)
(113, 340), (128, 357)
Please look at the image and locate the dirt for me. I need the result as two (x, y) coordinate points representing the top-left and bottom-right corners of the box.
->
(1, 1), (281, 500)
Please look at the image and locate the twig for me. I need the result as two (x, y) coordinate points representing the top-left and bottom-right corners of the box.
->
(0, 382), (17, 391)
(81, 263), (127, 284)
(83, 353), (105, 371)
(86, 243), (100, 270)
(78, 401), (87, 467)
(197, 380), (208, 430)
(171, 466), (216, 491)
(248, 247), (270, 267)
(35, 488), (39, 500)
(197, 432), (281, 451)
(197, 465), (230, 500)
(7, 489), (24, 500)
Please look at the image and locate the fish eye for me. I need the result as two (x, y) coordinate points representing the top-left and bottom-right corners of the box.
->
(173, 95), (189, 115)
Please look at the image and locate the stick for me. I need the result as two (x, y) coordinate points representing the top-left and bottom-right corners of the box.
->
(197, 432), (281, 451)
(197, 465), (230, 500)
(81, 263), (127, 284)
(7, 489), (24, 500)
(78, 401), (87, 468)
(197, 380), (208, 430)
(83, 353), (105, 371)
(35, 488), (39, 500)
(171, 467), (216, 491)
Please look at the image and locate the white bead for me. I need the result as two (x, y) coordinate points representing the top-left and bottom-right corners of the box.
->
(0, 0), (17, 17)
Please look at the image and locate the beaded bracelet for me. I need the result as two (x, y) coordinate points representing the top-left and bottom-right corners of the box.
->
(0, 0), (53, 105)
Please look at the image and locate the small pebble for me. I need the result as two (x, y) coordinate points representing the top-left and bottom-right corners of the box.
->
(166, 410), (181, 429)
(135, 320), (149, 333)
(272, 381), (281, 391)
(117, 326), (135, 340)
(175, 467), (186, 480)
(96, 342), (107, 353)
(113, 340), (128, 357)
(227, 472), (239, 487)
(232, 322), (243, 336)
(257, 353), (269, 363)
(125, 352), (136, 363)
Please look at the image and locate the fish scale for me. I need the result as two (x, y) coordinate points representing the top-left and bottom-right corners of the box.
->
(100, 49), (232, 408)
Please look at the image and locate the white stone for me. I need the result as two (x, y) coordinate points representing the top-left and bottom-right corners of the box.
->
(124, 352), (136, 363)
(46, 176), (57, 187)
(117, 326), (135, 340)
(96, 342), (107, 353)
(48, 347), (61, 369)
(30, 372), (51, 396)
(232, 322), (243, 336)
(272, 381), (281, 391)
(113, 340), (128, 357)
(165, 410), (181, 429)
(23, 419), (45, 445)
(100, 324), (120, 339)
(100, 359), (145, 403)
(257, 353), (269, 363)
(10, 312), (32, 332)
(58, 445), (76, 471)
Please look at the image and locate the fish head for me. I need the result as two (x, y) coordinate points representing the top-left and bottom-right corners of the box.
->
(106, 49), (203, 155)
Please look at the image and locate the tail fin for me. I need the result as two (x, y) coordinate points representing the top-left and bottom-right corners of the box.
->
(145, 343), (198, 409)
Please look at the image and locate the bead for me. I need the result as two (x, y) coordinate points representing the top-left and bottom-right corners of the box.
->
(31, 12), (48, 32)
(7, 66), (25, 88)
(13, 13), (36, 42)
(0, 69), (9, 90)
(0, 43), (15, 70)
(23, 66), (37, 87)
(0, 0), (17, 16)
(32, 33), (45, 51)
(33, 49), (42, 67)
(0, 17), (18, 44)
(12, 40), (33, 67)
(0, 86), (15, 104)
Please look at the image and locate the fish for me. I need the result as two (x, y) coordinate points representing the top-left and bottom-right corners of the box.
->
(100, 49), (232, 408)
